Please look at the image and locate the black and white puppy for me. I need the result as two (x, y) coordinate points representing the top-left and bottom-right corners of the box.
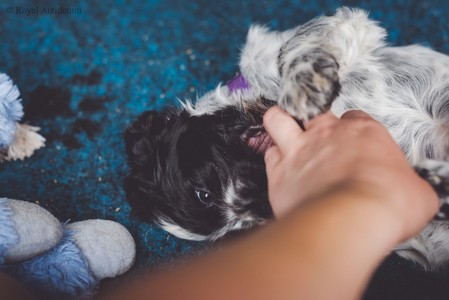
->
(125, 8), (449, 271)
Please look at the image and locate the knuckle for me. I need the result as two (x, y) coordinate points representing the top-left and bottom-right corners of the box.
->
(351, 117), (382, 132)
(341, 110), (376, 123)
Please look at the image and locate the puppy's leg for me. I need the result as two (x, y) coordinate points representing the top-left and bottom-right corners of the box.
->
(395, 160), (449, 270)
(278, 7), (387, 120)
(415, 159), (449, 220)
(395, 222), (449, 271)
(239, 26), (296, 100)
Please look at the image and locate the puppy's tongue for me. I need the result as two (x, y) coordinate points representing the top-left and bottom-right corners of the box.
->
(247, 132), (273, 154)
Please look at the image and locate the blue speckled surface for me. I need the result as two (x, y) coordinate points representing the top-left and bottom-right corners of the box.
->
(1, 0), (449, 298)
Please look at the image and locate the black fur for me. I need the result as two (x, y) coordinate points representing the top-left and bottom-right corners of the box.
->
(124, 100), (275, 239)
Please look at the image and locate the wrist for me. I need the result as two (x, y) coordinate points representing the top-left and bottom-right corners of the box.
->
(271, 184), (406, 300)
(293, 181), (407, 249)
(348, 170), (438, 242)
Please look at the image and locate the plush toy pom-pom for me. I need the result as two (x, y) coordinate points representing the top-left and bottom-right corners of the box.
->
(6, 231), (97, 299)
(5, 220), (136, 298)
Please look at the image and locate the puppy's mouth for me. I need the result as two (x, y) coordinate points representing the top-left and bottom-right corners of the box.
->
(242, 125), (273, 155)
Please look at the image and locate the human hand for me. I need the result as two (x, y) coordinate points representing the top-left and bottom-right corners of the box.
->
(263, 106), (438, 241)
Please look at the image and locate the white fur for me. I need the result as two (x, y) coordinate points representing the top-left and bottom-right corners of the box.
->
(158, 181), (263, 241)
(222, 181), (260, 235)
(240, 26), (296, 100)
(158, 218), (208, 241)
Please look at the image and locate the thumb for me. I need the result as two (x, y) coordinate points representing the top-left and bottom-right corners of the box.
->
(263, 106), (304, 156)
(264, 145), (281, 173)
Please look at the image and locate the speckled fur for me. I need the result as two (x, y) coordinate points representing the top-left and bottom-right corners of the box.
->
(183, 7), (449, 271)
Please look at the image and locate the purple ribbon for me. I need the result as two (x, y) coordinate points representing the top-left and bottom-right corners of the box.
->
(227, 73), (250, 92)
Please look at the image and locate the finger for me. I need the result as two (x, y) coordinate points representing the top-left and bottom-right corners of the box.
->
(303, 111), (338, 130)
(341, 110), (373, 120)
(264, 145), (281, 172)
(263, 106), (304, 156)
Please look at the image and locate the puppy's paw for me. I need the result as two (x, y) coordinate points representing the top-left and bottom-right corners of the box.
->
(279, 48), (340, 121)
(415, 159), (449, 220)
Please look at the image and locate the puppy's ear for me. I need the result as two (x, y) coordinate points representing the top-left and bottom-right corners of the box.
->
(124, 110), (177, 220)
(124, 110), (174, 169)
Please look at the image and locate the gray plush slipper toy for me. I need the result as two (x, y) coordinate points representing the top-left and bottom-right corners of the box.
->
(0, 198), (136, 298)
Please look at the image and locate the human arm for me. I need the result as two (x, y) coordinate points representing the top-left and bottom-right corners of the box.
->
(99, 108), (438, 300)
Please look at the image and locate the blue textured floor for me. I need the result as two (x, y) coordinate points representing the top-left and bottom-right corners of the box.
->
(1, 0), (449, 299)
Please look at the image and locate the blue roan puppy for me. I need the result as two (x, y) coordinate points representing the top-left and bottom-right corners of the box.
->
(125, 7), (449, 271)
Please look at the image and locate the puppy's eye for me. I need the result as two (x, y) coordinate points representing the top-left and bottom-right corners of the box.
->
(195, 190), (213, 205)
